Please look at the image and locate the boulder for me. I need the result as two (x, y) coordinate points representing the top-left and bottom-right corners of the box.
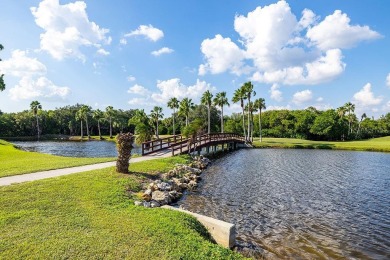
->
(143, 201), (151, 208)
(157, 182), (172, 191)
(142, 193), (152, 202)
(152, 190), (171, 205)
(150, 200), (161, 208)
(134, 201), (143, 206)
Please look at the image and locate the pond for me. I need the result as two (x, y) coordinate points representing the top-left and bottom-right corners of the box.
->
(12, 140), (142, 157)
(178, 149), (390, 259)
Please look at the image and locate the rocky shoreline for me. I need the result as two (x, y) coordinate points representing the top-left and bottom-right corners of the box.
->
(134, 156), (211, 208)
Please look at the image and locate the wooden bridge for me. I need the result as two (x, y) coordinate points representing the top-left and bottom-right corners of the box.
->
(141, 133), (246, 156)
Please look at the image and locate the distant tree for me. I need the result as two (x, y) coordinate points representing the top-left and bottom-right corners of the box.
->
(201, 90), (213, 134)
(357, 113), (367, 138)
(0, 44), (5, 92)
(105, 106), (116, 138)
(344, 102), (356, 135)
(129, 109), (153, 144)
(167, 97), (179, 135)
(213, 92), (230, 133)
(179, 98), (194, 126)
(150, 106), (163, 139)
(30, 101), (42, 140)
(253, 98), (266, 142)
(243, 82), (256, 142)
(232, 87), (247, 140)
(76, 105), (92, 140)
(92, 109), (104, 139)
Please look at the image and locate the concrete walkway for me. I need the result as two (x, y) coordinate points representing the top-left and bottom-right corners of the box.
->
(0, 150), (172, 187)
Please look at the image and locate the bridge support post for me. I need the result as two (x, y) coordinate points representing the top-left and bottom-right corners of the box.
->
(222, 143), (224, 152)
(206, 146), (210, 154)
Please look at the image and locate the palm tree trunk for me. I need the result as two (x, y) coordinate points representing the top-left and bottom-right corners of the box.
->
(250, 112), (254, 142)
(109, 117), (112, 138)
(208, 106), (211, 134)
(259, 109), (262, 142)
(172, 109), (176, 135)
(80, 120), (83, 139)
(241, 106), (246, 141)
(98, 120), (102, 139)
(156, 121), (159, 139)
(186, 115), (189, 126)
(221, 106), (224, 133)
(247, 99), (251, 142)
(36, 115), (40, 141)
(86, 118), (90, 140)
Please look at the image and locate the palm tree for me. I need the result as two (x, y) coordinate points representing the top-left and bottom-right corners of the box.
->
(232, 87), (247, 140)
(105, 106), (116, 138)
(213, 92), (230, 133)
(30, 101), (42, 140)
(167, 97), (179, 135)
(92, 109), (104, 140)
(243, 82), (256, 142)
(344, 102), (356, 135)
(76, 105), (92, 140)
(337, 106), (347, 140)
(179, 98), (194, 126)
(254, 98), (266, 142)
(129, 109), (153, 144)
(201, 90), (213, 134)
(150, 106), (163, 139)
(357, 113), (367, 138)
(0, 44), (5, 92)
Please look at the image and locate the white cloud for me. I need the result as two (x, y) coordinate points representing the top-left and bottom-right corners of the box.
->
(124, 24), (164, 42)
(316, 97), (324, 102)
(199, 34), (246, 76)
(151, 47), (174, 56)
(0, 49), (70, 100)
(9, 76), (70, 101)
(120, 38), (127, 45)
(386, 73), (390, 87)
(269, 84), (283, 102)
(128, 97), (151, 107)
(97, 48), (110, 56)
(292, 90), (313, 105)
(353, 83), (383, 107)
(151, 78), (216, 104)
(31, 0), (111, 61)
(307, 10), (382, 50)
(127, 84), (150, 96)
(199, 1), (379, 86)
(127, 75), (136, 82)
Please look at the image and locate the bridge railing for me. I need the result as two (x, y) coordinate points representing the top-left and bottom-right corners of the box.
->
(141, 134), (183, 156)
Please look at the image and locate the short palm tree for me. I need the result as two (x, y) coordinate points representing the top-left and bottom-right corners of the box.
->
(179, 98), (194, 126)
(201, 90), (213, 134)
(167, 97), (179, 135)
(253, 98), (266, 142)
(30, 101), (42, 140)
(150, 106), (163, 139)
(129, 109), (153, 144)
(232, 87), (247, 140)
(92, 109), (104, 139)
(105, 106), (116, 138)
(213, 92), (230, 133)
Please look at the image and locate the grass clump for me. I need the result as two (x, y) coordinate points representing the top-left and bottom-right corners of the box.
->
(0, 158), (245, 259)
(0, 139), (115, 178)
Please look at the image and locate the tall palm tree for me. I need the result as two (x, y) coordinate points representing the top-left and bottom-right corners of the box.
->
(357, 113), (367, 137)
(92, 109), (104, 140)
(0, 44), (5, 92)
(243, 82), (256, 142)
(75, 109), (84, 139)
(167, 97), (179, 135)
(213, 92), (230, 133)
(179, 98), (194, 126)
(232, 87), (247, 140)
(336, 106), (347, 140)
(105, 106), (116, 138)
(253, 98), (266, 142)
(30, 101), (42, 140)
(344, 102), (356, 135)
(150, 106), (163, 139)
(201, 90), (213, 134)
(77, 105), (92, 140)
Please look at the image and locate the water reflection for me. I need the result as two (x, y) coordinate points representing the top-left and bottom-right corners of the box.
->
(178, 149), (390, 259)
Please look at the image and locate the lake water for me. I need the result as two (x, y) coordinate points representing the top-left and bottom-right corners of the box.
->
(178, 149), (390, 259)
(12, 141), (141, 157)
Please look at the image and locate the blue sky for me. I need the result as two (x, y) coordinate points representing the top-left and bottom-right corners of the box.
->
(0, 0), (389, 118)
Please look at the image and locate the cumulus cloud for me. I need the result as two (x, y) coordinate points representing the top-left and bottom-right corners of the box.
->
(199, 0), (380, 86)
(123, 25), (164, 42)
(128, 97), (151, 106)
(31, 0), (111, 61)
(97, 48), (110, 56)
(292, 90), (313, 105)
(386, 73), (390, 87)
(353, 83), (383, 107)
(269, 84), (283, 102)
(127, 75), (136, 82)
(127, 84), (150, 96)
(199, 34), (246, 76)
(151, 47), (174, 56)
(0, 49), (70, 100)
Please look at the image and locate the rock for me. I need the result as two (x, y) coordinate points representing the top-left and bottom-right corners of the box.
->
(134, 201), (143, 206)
(157, 182), (172, 191)
(144, 189), (152, 196)
(148, 183), (158, 191)
(142, 193), (152, 202)
(152, 190), (171, 205)
(143, 201), (151, 208)
(168, 190), (178, 201)
(179, 183), (188, 189)
(188, 180), (198, 191)
(150, 200), (161, 208)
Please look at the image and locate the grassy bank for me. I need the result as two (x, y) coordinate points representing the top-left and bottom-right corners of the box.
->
(0, 157), (244, 259)
(253, 136), (390, 152)
(0, 140), (116, 178)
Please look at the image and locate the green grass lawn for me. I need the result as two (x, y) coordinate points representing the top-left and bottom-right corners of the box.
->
(0, 157), (244, 259)
(253, 136), (390, 152)
(0, 139), (116, 178)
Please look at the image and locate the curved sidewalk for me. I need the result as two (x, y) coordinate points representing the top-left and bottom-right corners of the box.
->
(0, 150), (172, 187)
